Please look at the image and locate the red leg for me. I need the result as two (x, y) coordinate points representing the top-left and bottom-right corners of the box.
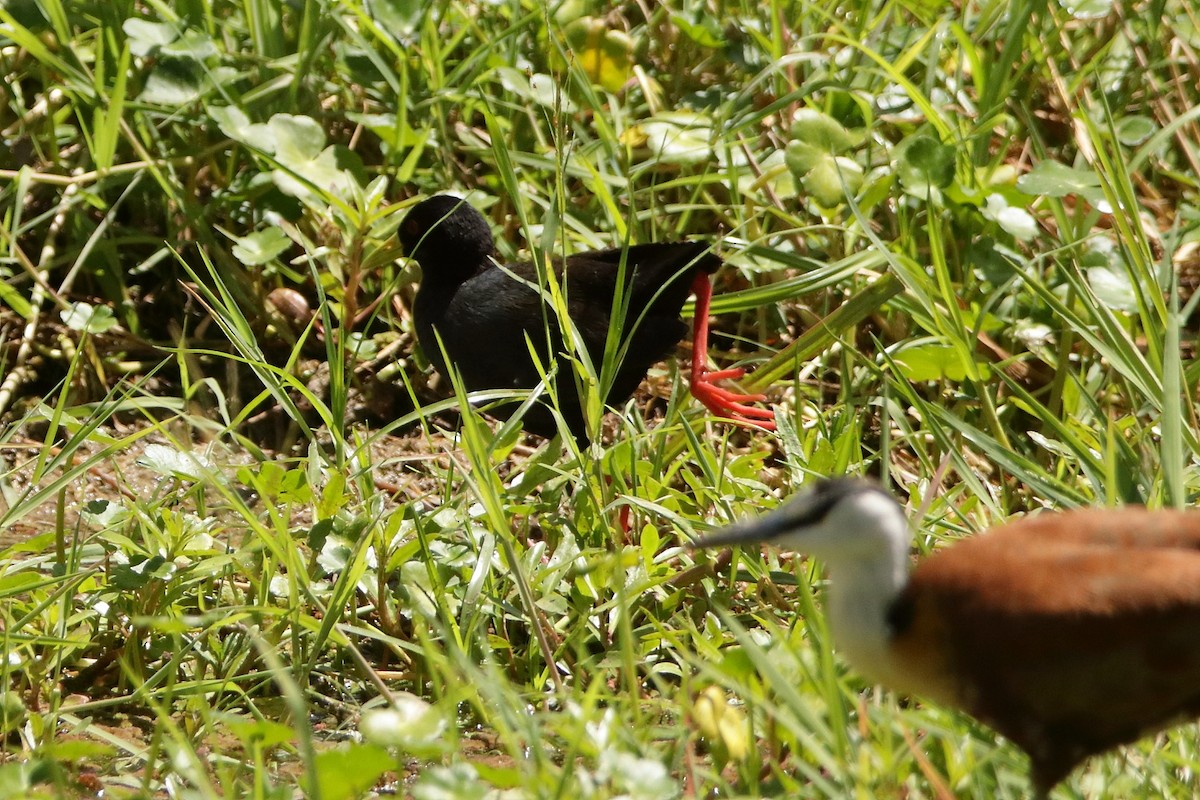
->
(604, 475), (632, 535)
(689, 274), (776, 430)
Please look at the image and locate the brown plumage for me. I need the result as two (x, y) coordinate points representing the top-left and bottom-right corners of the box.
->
(695, 478), (1200, 796)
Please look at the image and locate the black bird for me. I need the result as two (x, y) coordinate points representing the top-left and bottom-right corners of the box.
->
(399, 195), (775, 443)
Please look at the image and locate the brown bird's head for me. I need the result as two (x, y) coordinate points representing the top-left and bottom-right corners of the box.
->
(695, 477), (908, 567)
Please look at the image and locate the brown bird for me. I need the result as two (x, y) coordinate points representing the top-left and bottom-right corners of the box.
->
(694, 477), (1200, 797)
(399, 195), (774, 444)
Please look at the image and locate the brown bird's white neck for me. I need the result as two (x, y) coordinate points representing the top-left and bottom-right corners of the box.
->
(812, 491), (913, 689)
(824, 547), (910, 687)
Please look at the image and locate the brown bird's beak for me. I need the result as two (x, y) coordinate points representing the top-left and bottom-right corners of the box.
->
(691, 510), (795, 550)
(690, 478), (875, 550)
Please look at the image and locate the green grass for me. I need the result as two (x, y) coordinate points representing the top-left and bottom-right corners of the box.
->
(2, 0), (1200, 797)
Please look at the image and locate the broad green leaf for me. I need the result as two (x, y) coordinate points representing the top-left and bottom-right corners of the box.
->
(139, 58), (204, 106)
(270, 114), (327, 164)
(223, 716), (296, 750)
(137, 443), (213, 480)
(412, 764), (489, 800)
(123, 19), (176, 55)
(163, 28), (218, 59)
(268, 115), (358, 201)
(1059, 0), (1113, 19)
(360, 694), (448, 750)
(785, 111), (866, 205)
(670, 10), (724, 47)
(312, 744), (394, 800)
(0, 692), (25, 736)
(1115, 115), (1156, 146)
(799, 153), (863, 207)
(894, 341), (977, 382)
(112, 554), (174, 589)
(1017, 160), (1101, 197)
(1086, 264), (1138, 312)
(232, 228), (291, 266)
(624, 111), (714, 165)
(529, 73), (577, 111)
(60, 301), (118, 333)
(895, 135), (956, 194)
(789, 109), (862, 154)
(784, 140), (825, 176)
(737, 150), (798, 199)
(211, 106), (273, 148)
(368, 0), (426, 37)
(983, 194), (1038, 241)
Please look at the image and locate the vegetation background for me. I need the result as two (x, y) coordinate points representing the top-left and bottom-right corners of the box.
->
(2, 0), (1199, 797)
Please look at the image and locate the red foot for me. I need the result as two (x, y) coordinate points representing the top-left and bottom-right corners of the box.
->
(617, 503), (631, 534)
(606, 475), (633, 535)
(689, 274), (776, 431)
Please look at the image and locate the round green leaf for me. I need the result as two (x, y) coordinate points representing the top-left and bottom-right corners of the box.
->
(1016, 160), (1101, 197)
(313, 744), (394, 800)
(122, 19), (176, 55)
(789, 109), (861, 154)
(360, 694), (449, 757)
(894, 341), (977, 382)
(231, 228), (291, 266)
(1086, 265), (1138, 312)
(412, 764), (489, 800)
(784, 139), (823, 175)
(801, 153), (863, 207)
(138, 58), (204, 106)
(625, 111), (715, 165)
(1116, 115), (1156, 146)
(895, 135), (956, 194)
(61, 301), (118, 334)
(1058, 0), (1113, 19)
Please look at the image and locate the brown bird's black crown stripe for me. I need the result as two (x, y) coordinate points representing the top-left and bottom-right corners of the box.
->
(400, 195), (775, 444)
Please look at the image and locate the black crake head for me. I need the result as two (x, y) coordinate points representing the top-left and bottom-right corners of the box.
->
(400, 195), (495, 284)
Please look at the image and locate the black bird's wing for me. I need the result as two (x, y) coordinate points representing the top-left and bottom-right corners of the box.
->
(561, 242), (718, 321)
(414, 240), (722, 440)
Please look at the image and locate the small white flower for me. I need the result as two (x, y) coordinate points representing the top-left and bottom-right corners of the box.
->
(1014, 322), (1054, 348)
(599, 751), (676, 799)
(1087, 265), (1138, 312)
(585, 708), (615, 749)
(361, 693), (447, 748)
(984, 194), (1038, 241)
(187, 532), (215, 552)
(359, 707), (406, 745)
